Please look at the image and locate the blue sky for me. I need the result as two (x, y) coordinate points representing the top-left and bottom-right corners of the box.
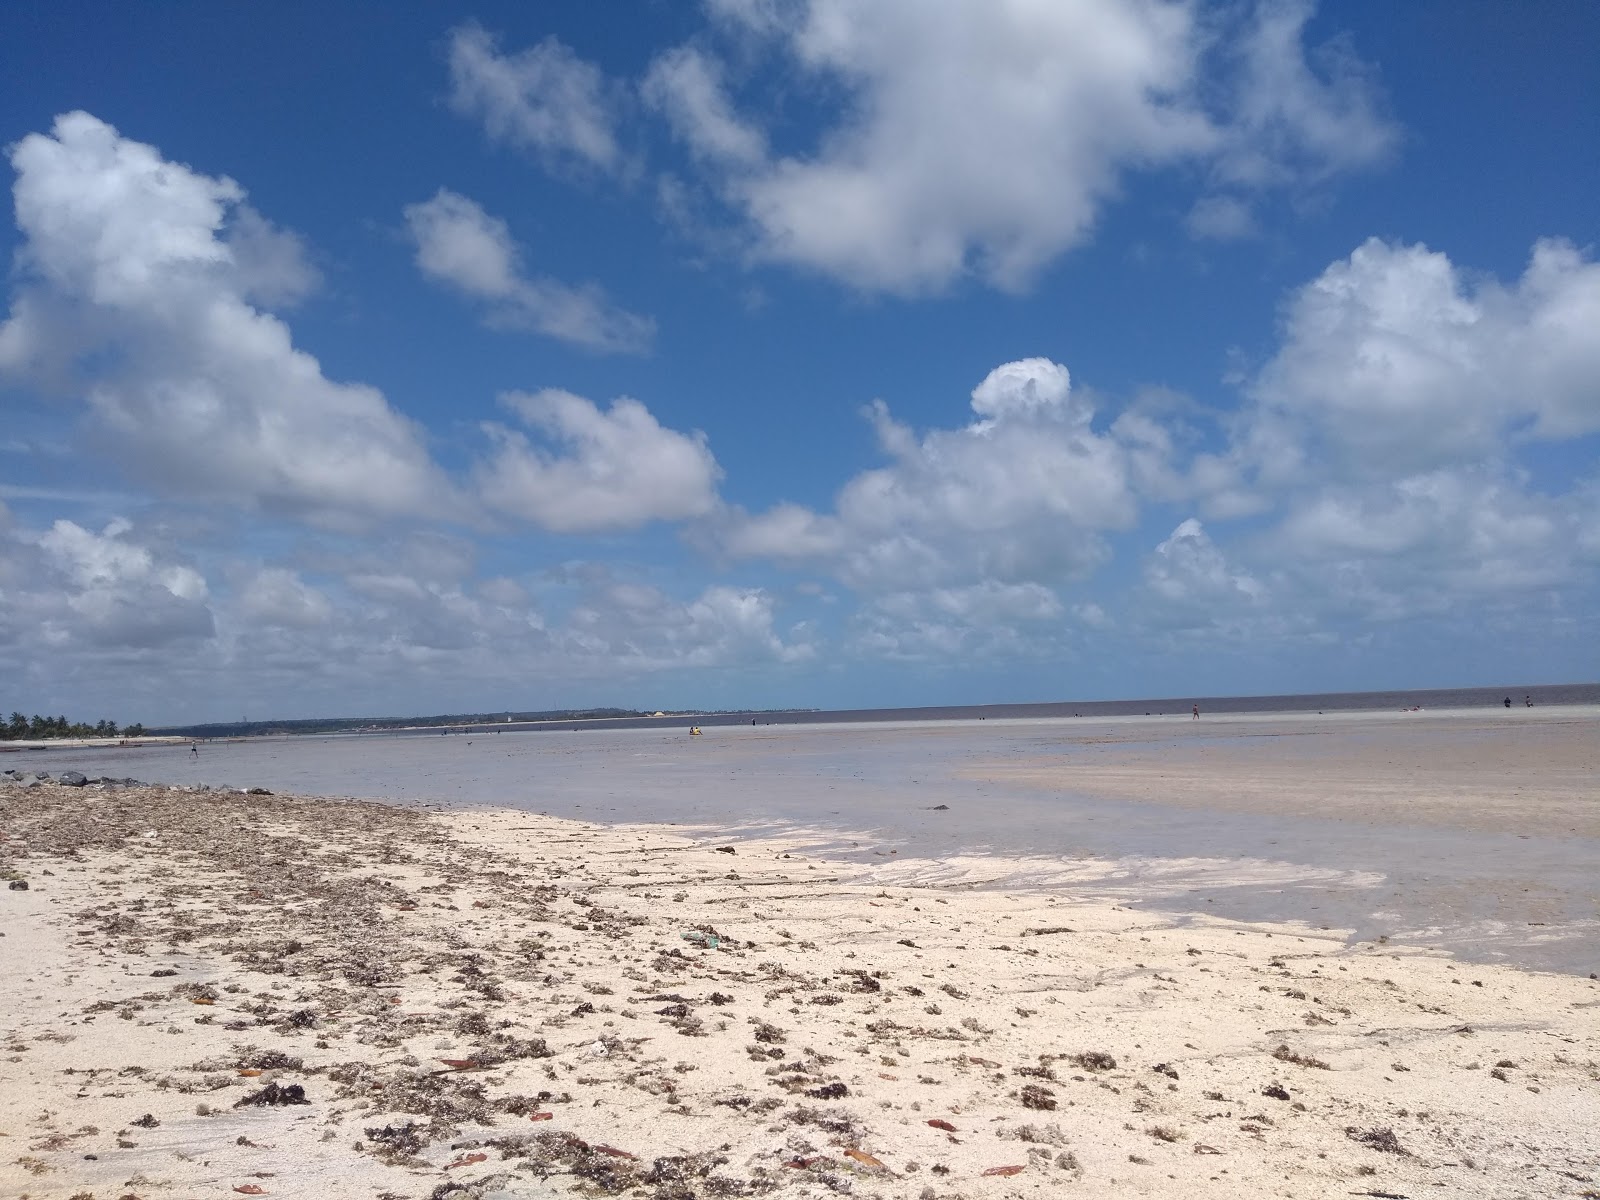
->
(1, 1), (1597, 724)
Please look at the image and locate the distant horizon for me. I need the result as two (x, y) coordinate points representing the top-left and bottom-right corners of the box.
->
(144, 679), (1600, 734)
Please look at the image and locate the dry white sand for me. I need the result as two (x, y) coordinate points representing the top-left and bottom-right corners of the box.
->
(2, 779), (1597, 1200)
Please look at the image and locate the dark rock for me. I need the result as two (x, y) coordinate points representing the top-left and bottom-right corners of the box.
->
(130, 1113), (160, 1128)
(247, 787), (272, 795)
(59, 771), (88, 787)
(7, 880), (28, 891)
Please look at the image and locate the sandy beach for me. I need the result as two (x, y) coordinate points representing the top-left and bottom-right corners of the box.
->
(3, 772), (1598, 1200)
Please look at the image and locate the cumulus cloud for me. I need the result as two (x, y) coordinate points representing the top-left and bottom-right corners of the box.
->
(715, 358), (1143, 590)
(0, 518), (215, 652)
(236, 567), (333, 629)
(447, 23), (627, 175)
(684, 0), (1214, 293)
(404, 188), (654, 353)
(0, 498), (817, 717)
(566, 580), (815, 668)
(851, 581), (1064, 662)
(269, 565), (813, 692)
(476, 388), (722, 533)
(1238, 237), (1600, 488)
(1272, 467), (1587, 614)
(626, 0), (1400, 293)
(1137, 238), (1600, 631)
(1145, 518), (1264, 605)
(0, 112), (458, 526)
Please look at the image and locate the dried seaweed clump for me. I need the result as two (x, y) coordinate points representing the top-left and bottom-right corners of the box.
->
(513, 1131), (739, 1197)
(787, 1105), (861, 1138)
(1272, 1044), (1330, 1070)
(337, 1066), (492, 1138)
(1345, 1126), (1409, 1155)
(234, 1082), (309, 1107)
(364, 1119), (428, 1165)
(1019, 1084), (1057, 1111)
(1070, 1051), (1117, 1072)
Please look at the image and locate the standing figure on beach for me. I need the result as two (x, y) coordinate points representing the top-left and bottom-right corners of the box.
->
(1192, 704), (1200, 719)
(190, 744), (199, 758)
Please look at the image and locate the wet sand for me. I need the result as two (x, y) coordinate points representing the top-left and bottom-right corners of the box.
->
(3, 781), (1597, 1199)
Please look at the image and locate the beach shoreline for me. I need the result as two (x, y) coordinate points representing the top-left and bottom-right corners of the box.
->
(2, 780), (1597, 1199)
(4, 708), (1598, 978)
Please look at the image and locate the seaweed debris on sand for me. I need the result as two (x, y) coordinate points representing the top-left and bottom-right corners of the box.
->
(1, 780), (1597, 1198)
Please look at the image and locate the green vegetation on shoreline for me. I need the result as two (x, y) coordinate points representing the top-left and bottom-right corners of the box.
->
(3, 712), (146, 741)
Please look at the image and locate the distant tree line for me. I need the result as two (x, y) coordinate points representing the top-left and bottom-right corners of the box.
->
(3, 712), (146, 740)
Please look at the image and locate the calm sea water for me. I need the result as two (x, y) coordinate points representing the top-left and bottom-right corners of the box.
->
(426, 682), (1600, 733)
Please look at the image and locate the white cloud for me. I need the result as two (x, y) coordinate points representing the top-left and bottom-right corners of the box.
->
(1272, 467), (1585, 610)
(642, 47), (766, 167)
(476, 388), (722, 533)
(404, 188), (654, 353)
(1145, 518), (1264, 605)
(40, 517), (207, 602)
(703, 0), (1215, 293)
(851, 582), (1063, 661)
(632, 0), (1400, 293)
(0, 112), (459, 526)
(318, 567), (812, 678)
(1210, 0), (1397, 189)
(1239, 237), (1600, 488)
(236, 567), (332, 629)
(0, 501), (815, 716)
(877, 580), (1064, 624)
(225, 206), (321, 307)
(716, 358), (1143, 590)
(1, 518), (217, 651)
(1127, 236), (1600, 641)
(447, 23), (627, 175)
